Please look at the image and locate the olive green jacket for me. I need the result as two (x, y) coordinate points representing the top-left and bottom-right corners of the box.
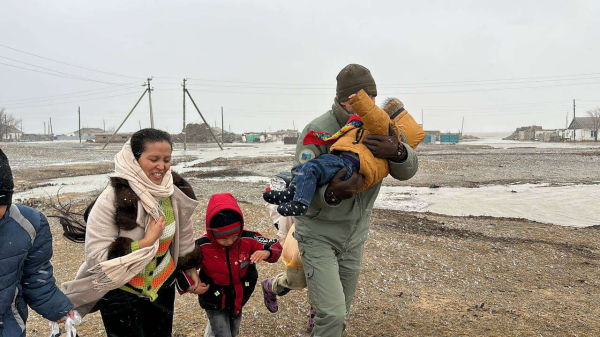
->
(292, 99), (419, 251)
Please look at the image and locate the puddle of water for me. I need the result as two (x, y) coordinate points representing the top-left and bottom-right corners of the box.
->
(199, 176), (270, 184)
(171, 143), (295, 173)
(376, 183), (600, 227)
(13, 143), (295, 200)
(457, 137), (600, 149)
(14, 174), (111, 201)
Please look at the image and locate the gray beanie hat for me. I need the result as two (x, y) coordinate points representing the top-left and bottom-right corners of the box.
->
(336, 64), (377, 102)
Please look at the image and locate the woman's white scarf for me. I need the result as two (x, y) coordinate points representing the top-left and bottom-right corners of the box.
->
(89, 140), (174, 290)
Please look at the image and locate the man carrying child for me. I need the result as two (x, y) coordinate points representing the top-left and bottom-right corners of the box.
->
(290, 64), (419, 336)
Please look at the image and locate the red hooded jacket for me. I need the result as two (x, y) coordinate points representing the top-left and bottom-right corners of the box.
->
(193, 193), (282, 316)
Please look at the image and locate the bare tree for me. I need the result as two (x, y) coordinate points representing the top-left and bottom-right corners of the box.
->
(586, 107), (600, 141)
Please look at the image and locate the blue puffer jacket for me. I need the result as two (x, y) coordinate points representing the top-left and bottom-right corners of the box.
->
(0, 204), (73, 337)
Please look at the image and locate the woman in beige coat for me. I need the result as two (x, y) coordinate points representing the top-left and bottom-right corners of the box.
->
(62, 129), (204, 336)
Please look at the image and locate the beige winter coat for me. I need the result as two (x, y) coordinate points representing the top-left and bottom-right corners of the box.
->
(61, 177), (199, 317)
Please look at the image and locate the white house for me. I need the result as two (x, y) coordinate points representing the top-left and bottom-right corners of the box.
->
(67, 128), (105, 141)
(1, 125), (24, 141)
(567, 117), (599, 141)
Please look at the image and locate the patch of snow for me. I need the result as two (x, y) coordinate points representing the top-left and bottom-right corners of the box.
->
(200, 176), (271, 183)
(14, 174), (111, 200)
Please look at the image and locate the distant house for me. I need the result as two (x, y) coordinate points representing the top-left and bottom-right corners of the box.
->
(423, 130), (441, 143)
(95, 133), (132, 143)
(567, 117), (600, 141)
(504, 125), (543, 141)
(242, 130), (298, 143)
(535, 129), (562, 142)
(440, 133), (460, 144)
(1, 125), (24, 141)
(66, 127), (105, 141)
(20, 134), (53, 142)
(242, 133), (265, 143)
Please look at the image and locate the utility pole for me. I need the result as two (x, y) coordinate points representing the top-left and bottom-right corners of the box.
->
(43, 121), (46, 135)
(184, 88), (223, 150)
(461, 117), (465, 137)
(147, 78), (154, 128)
(293, 120), (295, 131)
(182, 78), (187, 151)
(421, 109), (424, 130)
(139, 120), (142, 130)
(49, 117), (53, 135)
(221, 106), (224, 144)
(102, 89), (148, 149)
(573, 99), (576, 141)
(4, 115), (7, 140)
(103, 119), (106, 132)
(78, 107), (81, 143)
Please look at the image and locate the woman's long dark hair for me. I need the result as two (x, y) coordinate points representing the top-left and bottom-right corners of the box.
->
(59, 128), (172, 243)
(131, 128), (173, 159)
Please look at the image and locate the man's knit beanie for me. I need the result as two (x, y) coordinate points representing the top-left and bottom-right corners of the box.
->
(0, 149), (14, 206)
(210, 209), (242, 239)
(336, 64), (377, 102)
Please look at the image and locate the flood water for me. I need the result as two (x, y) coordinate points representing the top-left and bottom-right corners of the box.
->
(375, 183), (600, 227)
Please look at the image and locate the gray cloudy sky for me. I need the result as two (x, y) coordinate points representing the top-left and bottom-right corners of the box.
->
(2, 0), (600, 136)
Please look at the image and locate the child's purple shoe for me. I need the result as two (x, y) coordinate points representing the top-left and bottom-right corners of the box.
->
(307, 306), (317, 333)
(261, 279), (279, 313)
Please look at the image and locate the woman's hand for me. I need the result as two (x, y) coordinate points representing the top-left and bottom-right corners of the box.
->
(250, 250), (271, 264)
(184, 268), (209, 294)
(139, 216), (166, 248)
(188, 282), (209, 295)
(185, 268), (200, 290)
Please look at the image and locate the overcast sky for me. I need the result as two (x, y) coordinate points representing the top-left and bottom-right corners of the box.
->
(1, 0), (599, 136)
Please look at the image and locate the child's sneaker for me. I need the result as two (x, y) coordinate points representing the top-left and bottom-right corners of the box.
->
(277, 201), (308, 217)
(263, 185), (296, 205)
(307, 306), (317, 333)
(261, 279), (278, 313)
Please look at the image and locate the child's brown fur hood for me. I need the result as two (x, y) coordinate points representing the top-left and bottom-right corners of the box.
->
(382, 97), (405, 117)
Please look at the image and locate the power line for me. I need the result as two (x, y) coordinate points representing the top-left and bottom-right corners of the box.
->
(0, 44), (143, 79)
(154, 71), (600, 88)
(0, 61), (124, 85)
(0, 55), (129, 85)
(176, 79), (600, 96)
(0, 82), (140, 103)
(380, 73), (600, 87)
(0, 84), (140, 105)
(4, 91), (142, 109)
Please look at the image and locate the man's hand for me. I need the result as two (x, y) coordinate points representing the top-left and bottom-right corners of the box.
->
(362, 125), (407, 162)
(56, 310), (75, 324)
(324, 168), (365, 205)
(250, 250), (271, 264)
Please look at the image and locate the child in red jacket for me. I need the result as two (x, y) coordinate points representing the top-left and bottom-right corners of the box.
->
(180, 193), (282, 337)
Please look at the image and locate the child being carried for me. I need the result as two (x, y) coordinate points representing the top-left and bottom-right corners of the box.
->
(264, 89), (425, 216)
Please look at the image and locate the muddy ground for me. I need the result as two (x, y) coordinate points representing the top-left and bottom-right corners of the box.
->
(3, 141), (599, 336)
